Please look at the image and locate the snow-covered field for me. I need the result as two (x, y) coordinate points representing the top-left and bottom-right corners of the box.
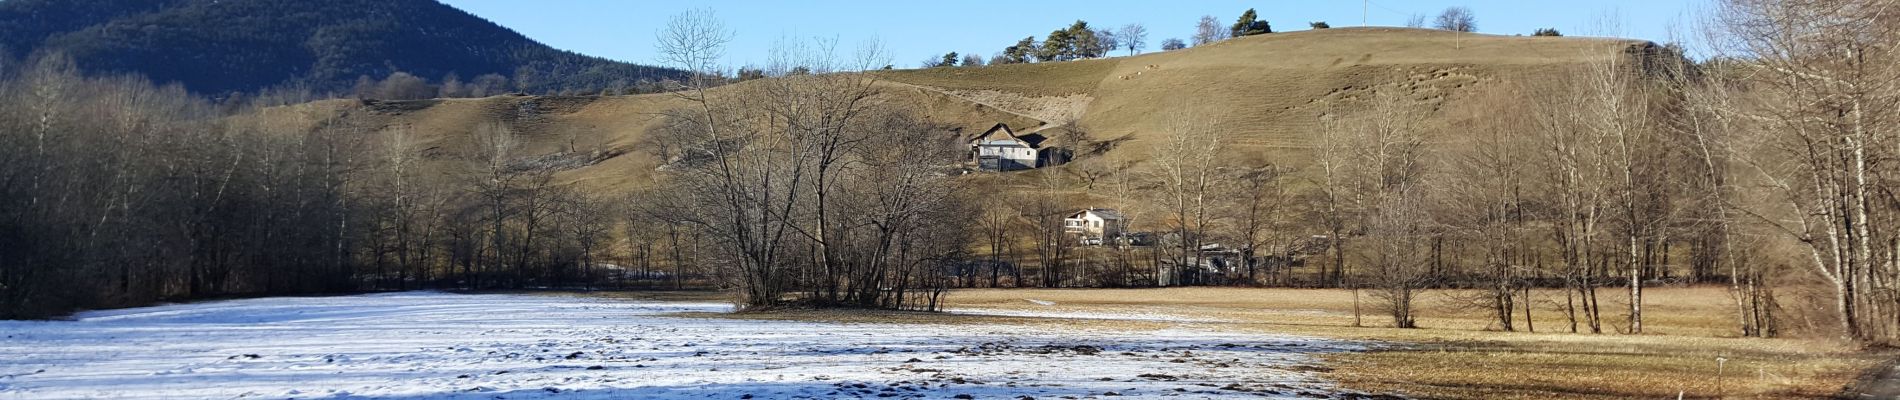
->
(0, 292), (1362, 399)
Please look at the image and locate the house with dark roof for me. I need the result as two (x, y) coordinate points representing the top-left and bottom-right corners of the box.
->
(968, 123), (1054, 171)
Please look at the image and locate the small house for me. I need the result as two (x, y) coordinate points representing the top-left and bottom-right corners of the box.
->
(1063, 208), (1125, 245)
(968, 123), (1049, 171)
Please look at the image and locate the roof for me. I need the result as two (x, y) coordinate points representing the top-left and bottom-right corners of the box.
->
(1068, 208), (1124, 220)
(969, 123), (1047, 148)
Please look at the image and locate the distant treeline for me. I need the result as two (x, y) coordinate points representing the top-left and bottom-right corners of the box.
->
(0, 53), (675, 319)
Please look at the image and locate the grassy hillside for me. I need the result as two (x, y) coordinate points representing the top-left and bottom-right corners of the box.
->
(880, 27), (1642, 157)
(242, 81), (1044, 195)
(251, 28), (1643, 200)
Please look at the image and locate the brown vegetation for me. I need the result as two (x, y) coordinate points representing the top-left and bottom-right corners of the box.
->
(939, 287), (1883, 399)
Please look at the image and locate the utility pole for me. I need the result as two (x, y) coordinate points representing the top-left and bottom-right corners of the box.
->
(1363, 0), (1369, 27)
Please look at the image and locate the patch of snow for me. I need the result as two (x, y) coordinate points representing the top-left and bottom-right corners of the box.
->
(946, 307), (1235, 323)
(1025, 299), (1057, 306)
(0, 292), (1361, 399)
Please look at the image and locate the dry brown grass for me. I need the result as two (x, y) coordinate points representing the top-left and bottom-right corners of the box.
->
(247, 28), (1646, 203)
(242, 81), (1040, 198)
(938, 287), (1883, 399)
(566, 286), (1879, 398)
(879, 28), (1638, 159)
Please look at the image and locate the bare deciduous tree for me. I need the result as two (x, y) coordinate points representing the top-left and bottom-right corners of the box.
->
(1192, 15), (1229, 46)
(1433, 7), (1477, 32)
(1146, 108), (1227, 286)
(1709, 0), (1900, 342)
(1118, 23), (1148, 55)
(1321, 90), (1432, 328)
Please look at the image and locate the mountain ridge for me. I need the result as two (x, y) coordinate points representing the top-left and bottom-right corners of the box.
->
(0, 0), (682, 95)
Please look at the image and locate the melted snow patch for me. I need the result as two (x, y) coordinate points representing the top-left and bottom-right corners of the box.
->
(0, 292), (1362, 399)
(945, 307), (1235, 323)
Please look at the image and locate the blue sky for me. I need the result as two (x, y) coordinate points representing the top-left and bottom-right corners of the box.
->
(441, 1), (1713, 69)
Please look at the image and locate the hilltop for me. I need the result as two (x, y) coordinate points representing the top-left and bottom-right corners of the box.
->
(0, 0), (681, 95)
(877, 27), (1645, 157)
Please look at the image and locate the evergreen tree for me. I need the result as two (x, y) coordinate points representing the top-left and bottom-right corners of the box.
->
(1000, 36), (1038, 64)
(735, 67), (766, 81)
(1068, 21), (1102, 59)
(1038, 28), (1072, 62)
(1231, 8), (1272, 37)
(939, 52), (960, 68)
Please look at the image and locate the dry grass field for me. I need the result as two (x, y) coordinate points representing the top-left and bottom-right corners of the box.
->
(580, 286), (1883, 398)
(936, 287), (1884, 399)
(575, 286), (1884, 398)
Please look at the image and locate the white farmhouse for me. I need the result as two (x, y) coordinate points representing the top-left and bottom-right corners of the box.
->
(968, 123), (1049, 171)
(1063, 208), (1125, 245)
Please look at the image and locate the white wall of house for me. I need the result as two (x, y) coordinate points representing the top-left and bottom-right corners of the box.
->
(974, 140), (1038, 171)
(1063, 210), (1124, 240)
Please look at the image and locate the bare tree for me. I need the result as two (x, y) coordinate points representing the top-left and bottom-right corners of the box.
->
(650, 10), (966, 310)
(1709, 0), (1900, 342)
(1022, 172), (1073, 288)
(1146, 107), (1227, 286)
(1673, 50), (1777, 337)
(977, 195), (1018, 288)
(1364, 189), (1434, 328)
(1160, 38), (1187, 51)
(1441, 83), (1536, 331)
(1433, 7), (1477, 32)
(1220, 165), (1292, 285)
(1192, 15), (1229, 46)
(960, 53), (985, 67)
(1118, 23), (1148, 55)
(1526, 59), (1634, 334)
(1322, 90), (1432, 328)
(1094, 29), (1120, 58)
(468, 120), (520, 288)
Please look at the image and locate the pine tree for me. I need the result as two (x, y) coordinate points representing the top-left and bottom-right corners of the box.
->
(1038, 28), (1072, 61)
(1002, 36), (1038, 64)
(1232, 8), (1272, 37)
(1068, 21), (1102, 59)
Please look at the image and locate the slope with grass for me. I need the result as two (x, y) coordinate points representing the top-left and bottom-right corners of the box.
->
(880, 27), (1643, 158)
(265, 27), (1643, 199)
(239, 81), (1045, 194)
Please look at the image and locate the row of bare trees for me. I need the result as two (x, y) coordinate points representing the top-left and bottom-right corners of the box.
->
(0, 54), (365, 318)
(1702, 0), (1900, 343)
(0, 52), (685, 319)
(632, 11), (971, 311)
(946, 22), (1761, 339)
(1026, 0), (1894, 342)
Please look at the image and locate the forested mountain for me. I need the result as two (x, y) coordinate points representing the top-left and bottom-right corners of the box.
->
(0, 0), (682, 96)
